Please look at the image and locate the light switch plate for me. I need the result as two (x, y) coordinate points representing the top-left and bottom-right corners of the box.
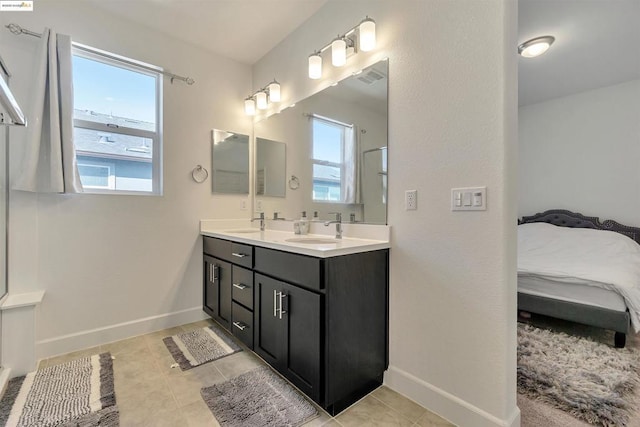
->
(451, 187), (486, 211)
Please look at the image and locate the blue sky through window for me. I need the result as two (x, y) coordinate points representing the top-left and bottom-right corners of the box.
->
(312, 120), (343, 163)
(73, 55), (156, 123)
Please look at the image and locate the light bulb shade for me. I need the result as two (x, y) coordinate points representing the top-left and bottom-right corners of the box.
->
(518, 35), (555, 58)
(268, 81), (281, 102)
(308, 53), (322, 79)
(359, 17), (376, 52)
(256, 91), (268, 109)
(331, 37), (347, 67)
(244, 98), (255, 115)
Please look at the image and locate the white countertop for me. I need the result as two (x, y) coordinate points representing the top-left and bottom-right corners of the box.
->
(200, 219), (390, 258)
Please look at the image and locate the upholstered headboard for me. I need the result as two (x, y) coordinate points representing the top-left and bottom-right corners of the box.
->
(519, 209), (640, 245)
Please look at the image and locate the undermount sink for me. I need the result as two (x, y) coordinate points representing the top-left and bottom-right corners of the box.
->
(285, 237), (338, 244)
(224, 229), (260, 234)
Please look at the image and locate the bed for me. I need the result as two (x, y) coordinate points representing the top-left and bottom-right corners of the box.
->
(518, 209), (640, 348)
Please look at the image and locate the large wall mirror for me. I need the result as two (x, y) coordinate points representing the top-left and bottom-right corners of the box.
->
(254, 59), (388, 224)
(256, 137), (286, 197)
(211, 129), (249, 194)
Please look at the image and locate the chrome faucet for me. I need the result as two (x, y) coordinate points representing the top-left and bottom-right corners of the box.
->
(324, 212), (342, 239)
(272, 212), (285, 221)
(251, 212), (265, 231)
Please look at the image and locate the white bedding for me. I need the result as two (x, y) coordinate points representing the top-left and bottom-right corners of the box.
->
(518, 222), (640, 332)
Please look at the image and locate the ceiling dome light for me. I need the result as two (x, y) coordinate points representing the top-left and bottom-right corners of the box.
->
(308, 52), (322, 79)
(359, 17), (376, 52)
(518, 35), (555, 58)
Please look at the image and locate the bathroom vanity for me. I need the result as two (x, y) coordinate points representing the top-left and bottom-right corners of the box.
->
(201, 227), (389, 415)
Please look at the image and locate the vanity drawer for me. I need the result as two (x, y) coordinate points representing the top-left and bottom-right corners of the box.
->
(203, 237), (253, 268)
(230, 242), (253, 268)
(232, 302), (253, 349)
(254, 247), (321, 290)
(232, 266), (254, 310)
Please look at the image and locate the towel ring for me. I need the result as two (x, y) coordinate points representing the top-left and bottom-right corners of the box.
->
(192, 165), (209, 183)
(289, 175), (300, 190)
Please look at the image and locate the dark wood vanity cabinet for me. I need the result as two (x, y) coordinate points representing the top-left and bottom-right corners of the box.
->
(254, 273), (322, 402)
(202, 235), (389, 415)
(203, 255), (232, 330)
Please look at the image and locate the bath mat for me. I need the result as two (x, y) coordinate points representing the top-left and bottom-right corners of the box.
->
(0, 352), (118, 427)
(201, 366), (318, 427)
(518, 323), (639, 426)
(163, 324), (241, 370)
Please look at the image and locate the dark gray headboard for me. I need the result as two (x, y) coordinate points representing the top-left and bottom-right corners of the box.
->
(519, 209), (640, 245)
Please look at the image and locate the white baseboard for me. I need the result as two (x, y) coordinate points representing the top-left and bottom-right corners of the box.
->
(36, 307), (208, 360)
(384, 365), (521, 427)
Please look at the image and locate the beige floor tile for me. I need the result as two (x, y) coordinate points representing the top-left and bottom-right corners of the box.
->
(181, 399), (221, 427)
(414, 410), (456, 427)
(336, 395), (414, 427)
(37, 359), (48, 369)
(141, 326), (184, 343)
(180, 319), (215, 332)
(101, 335), (149, 356)
(165, 365), (227, 407)
(45, 346), (102, 368)
(213, 350), (262, 379)
(371, 386), (427, 422)
(302, 409), (333, 426)
(321, 420), (343, 427)
(119, 403), (187, 427)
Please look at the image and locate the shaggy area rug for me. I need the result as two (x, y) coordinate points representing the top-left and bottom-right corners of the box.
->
(201, 366), (318, 427)
(518, 323), (640, 426)
(163, 324), (241, 370)
(0, 352), (118, 427)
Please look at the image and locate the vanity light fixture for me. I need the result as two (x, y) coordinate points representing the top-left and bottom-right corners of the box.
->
(518, 35), (555, 58)
(244, 79), (282, 115)
(308, 16), (377, 80)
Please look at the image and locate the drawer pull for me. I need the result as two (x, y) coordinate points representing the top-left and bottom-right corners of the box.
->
(232, 252), (247, 258)
(233, 283), (248, 290)
(279, 292), (288, 319)
(233, 321), (247, 331)
(273, 289), (278, 317)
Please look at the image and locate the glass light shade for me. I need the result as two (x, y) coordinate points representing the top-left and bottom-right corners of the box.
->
(268, 81), (281, 102)
(359, 18), (376, 52)
(518, 36), (555, 58)
(256, 91), (268, 109)
(331, 37), (347, 67)
(244, 98), (255, 116)
(308, 53), (322, 79)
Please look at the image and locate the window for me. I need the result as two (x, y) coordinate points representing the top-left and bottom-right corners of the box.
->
(72, 48), (162, 194)
(311, 116), (353, 202)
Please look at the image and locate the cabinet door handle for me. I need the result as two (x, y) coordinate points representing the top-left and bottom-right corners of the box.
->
(233, 283), (248, 290)
(233, 321), (247, 331)
(273, 289), (278, 317)
(212, 265), (218, 281)
(279, 293), (287, 319)
(232, 252), (247, 258)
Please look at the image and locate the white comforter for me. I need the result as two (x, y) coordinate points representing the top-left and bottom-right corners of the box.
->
(518, 222), (640, 332)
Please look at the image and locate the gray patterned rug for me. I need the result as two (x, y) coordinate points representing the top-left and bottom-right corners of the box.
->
(0, 352), (118, 427)
(201, 366), (318, 427)
(518, 323), (640, 426)
(163, 324), (241, 370)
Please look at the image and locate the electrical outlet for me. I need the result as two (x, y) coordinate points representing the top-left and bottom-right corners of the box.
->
(240, 199), (248, 211)
(256, 199), (263, 212)
(405, 190), (417, 210)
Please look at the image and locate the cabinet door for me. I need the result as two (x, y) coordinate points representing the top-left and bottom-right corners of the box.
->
(203, 255), (232, 330)
(253, 273), (285, 369)
(282, 281), (321, 402)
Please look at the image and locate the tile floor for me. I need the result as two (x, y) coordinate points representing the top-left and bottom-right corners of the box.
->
(39, 319), (455, 427)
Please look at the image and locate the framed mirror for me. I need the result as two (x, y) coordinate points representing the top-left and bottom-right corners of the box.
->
(211, 129), (249, 194)
(254, 59), (388, 224)
(256, 137), (286, 197)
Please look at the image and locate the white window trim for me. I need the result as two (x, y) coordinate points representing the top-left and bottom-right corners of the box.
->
(72, 47), (163, 195)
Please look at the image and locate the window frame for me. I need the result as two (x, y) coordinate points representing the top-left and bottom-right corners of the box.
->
(311, 115), (350, 203)
(72, 47), (163, 196)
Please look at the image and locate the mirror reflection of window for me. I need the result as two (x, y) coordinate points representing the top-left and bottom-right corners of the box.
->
(311, 115), (356, 203)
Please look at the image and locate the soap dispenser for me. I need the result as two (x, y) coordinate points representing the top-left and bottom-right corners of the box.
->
(299, 211), (309, 235)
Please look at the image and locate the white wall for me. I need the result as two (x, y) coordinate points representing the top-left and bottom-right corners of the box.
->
(0, 1), (253, 357)
(253, 1), (518, 426)
(519, 79), (640, 226)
